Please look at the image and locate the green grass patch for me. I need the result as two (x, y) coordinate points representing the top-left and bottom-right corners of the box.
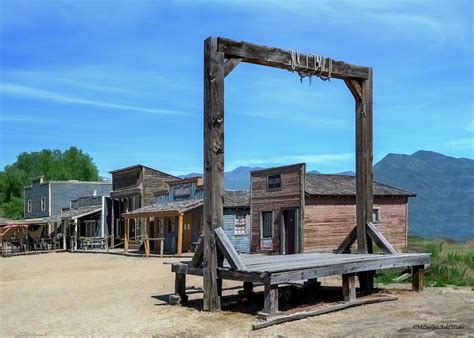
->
(376, 236), (474, 287)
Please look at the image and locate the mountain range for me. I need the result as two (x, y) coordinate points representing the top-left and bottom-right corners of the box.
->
(181, 150), (473, 241)
(373, 150), (473, 241)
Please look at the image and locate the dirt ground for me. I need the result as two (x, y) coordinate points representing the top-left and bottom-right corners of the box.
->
(1, 253), (472, 336)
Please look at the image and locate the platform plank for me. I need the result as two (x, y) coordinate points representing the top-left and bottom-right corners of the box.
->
(172, 252), (430, 285)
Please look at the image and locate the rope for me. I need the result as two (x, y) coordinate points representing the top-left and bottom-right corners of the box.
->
(289, 49), (332, 84)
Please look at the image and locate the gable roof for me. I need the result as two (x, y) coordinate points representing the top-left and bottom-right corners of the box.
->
(305, 174), (415, 197)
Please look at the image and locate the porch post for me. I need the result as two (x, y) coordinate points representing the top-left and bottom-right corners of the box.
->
(73, 219), (78, 251)
(62, 222), (66, 250)
(124, 217), (129, 253)
(110, 198), (115, 248)
(145, 217), (150, 257)
(177, 213), (184, 256)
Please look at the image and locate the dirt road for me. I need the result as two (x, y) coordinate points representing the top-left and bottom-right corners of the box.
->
(1, 253), (472, 336)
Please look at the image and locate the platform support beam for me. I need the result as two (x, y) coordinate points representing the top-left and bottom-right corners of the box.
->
(412, 265), (424, 292)
(342, 273), (356, 302)
(170, 273), (188, 305)
(264, 283), (279, 315)
(203, 37), (225, 312)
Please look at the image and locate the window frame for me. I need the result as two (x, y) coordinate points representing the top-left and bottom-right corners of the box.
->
(27, 200), (32, 213)
(234, 214), (247, 236)
(267, 173), (282, 191)
(41, 197), (46, 211)
(260, 211), (273, 239)
(372, 208), (381, 224)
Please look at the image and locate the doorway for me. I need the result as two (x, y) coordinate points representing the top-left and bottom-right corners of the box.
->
(282, 209), (297, 254)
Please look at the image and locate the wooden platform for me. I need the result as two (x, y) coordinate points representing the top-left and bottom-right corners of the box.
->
(171, 252), (430, 316)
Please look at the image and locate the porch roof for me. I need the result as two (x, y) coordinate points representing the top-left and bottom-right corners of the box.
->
(124, 199), (203, 218)
(123, 190), (250, 218)
(46, 207), (102, 222)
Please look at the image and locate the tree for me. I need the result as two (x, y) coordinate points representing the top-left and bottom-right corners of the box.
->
(0, 147), (101, 219)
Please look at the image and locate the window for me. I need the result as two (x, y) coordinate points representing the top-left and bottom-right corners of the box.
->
(261, 211), (273, 239)
(41, 197), (46, 211)
(234, 215), (247, 235)
(267, 174), (281, 190)
(372, 208), (380, 224)
(27, 200), (32, 213)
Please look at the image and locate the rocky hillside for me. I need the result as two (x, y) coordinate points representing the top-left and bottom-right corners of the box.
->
(374, 150), (474, 241)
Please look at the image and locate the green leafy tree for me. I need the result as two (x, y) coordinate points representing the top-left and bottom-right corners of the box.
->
(0, 147), (100, 219)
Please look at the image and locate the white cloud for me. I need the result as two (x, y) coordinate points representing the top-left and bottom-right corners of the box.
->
(231, 152), (353, 167)
(0, 83), (190, 116)
(446, 138), (474, 150)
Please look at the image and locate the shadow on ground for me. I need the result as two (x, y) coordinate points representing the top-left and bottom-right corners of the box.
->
(152, 284), (385, 315)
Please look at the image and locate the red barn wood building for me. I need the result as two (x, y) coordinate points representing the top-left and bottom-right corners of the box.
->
(250, 164), (415, 254)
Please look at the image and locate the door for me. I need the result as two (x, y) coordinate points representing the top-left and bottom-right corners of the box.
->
(283, 209), (297, 254)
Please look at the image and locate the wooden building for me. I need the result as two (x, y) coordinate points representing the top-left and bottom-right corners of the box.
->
(109, 164), (178, 247)
(123, 176), (250, 255)
(251, 164), (415, 254)
(24, 176), (111, 219)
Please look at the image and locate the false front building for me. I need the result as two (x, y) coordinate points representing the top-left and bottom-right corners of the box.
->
(123, 176), (250, 256)
(250, 164), (415, 254)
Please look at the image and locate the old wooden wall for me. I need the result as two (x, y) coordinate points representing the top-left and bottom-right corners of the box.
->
(250, 164), (305, 253)
(304, 195), (409, 251)
(142, 167), (177, 206)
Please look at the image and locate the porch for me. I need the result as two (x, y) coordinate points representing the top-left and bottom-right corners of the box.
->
(122, 199), (204, 257)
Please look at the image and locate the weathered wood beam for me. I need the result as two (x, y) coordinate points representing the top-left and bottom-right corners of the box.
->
(356, 68), (373, 255)
(172, 262), (268, 283)
(269, 254), (430, 284)
(252, 296), (398, 330)
(263, 282), (279, 316)
(177, 213), (184, 256)
(124, 218), (129, 253)
(110, 198), (115, 248)
(412, 265), (424, 292)
(191, 237), (204, 266)
(342, 273), (356, 302)
(224, 58), (241, 77)
(169, 273), (188, 305)
(144, 217), (150, 257)
(215, 227), (246, 270)
(217, 37), (369, 80)
(344, 78), (363, 101)
(335, 225), (357, 254)
(367, 222), (397, 254)
(203, 36), (225, 312)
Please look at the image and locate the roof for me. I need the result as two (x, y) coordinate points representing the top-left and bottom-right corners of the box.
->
(251, 163), (305, 176)
(124, 190), (250, 217)
(125, 199), (204, 217)
(109, 164), (178, 179)
(223, 190), (251, 207)
(25, 180), (111, 189)
(46, 207), (102, 222)
(0, 218), (46, 226)
(305, 174), (415, 197)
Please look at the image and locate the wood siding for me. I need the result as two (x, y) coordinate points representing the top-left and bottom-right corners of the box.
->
(250, 164), (305, 253)
(304, 196), (409, 251)
(142, 167), (176, 206)
(223, 210), (251, 253)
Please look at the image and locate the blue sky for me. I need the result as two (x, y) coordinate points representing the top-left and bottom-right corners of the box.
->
(0, 0), (472, 178)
